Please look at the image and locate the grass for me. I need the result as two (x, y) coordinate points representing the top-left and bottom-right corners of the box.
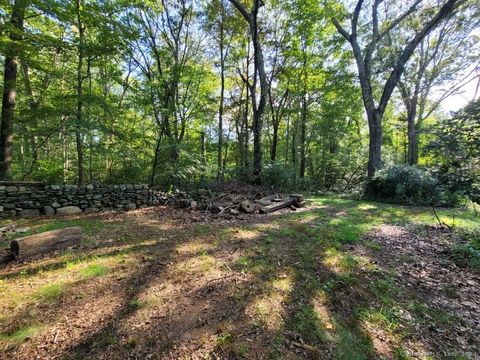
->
(35, 283), (65, 302)
(0, 196), (478, 359)
(78, 262), (108, 278)
(0, 325), (44, 344)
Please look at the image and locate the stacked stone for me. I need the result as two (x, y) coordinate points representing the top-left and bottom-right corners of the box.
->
(0, 182), (173, 218)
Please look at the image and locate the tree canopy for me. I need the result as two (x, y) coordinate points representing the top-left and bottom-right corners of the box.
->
(0, 0), (478, 195)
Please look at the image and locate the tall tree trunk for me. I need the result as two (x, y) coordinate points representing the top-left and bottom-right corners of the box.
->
(217, 2), (225, 181)
(299, 39), (308, 179)
(75, 0), (85, 185)
(249, 14), (267, 178)
(0, 0), (26, 180)
(229, 0), (267, 179)
(367, 110), (382, 179)
(270, 122), (278, 162)
(299, 95), (307, 178)
(406, 103), (419, 165)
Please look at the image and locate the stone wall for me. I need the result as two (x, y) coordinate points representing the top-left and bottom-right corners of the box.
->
(0, 182), (172, 218)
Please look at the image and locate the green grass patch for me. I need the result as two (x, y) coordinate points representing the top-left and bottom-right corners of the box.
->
(78, 263), (108, 278)
(35, 283), (65, 302)
(0, 324), (44, 344)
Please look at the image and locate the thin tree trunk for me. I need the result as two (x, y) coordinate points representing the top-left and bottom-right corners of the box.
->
(229, 0), (267, 179)
(299, 39), (308, 179)
(217, 3), (225, 181)
(75, 0), (85, 185)
(0, 0), (26, 180)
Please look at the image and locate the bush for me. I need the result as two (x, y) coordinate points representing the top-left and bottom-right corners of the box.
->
(365, 164), (439, 205)
(452, 244), (480, 269)
(260, 162), (294, 190)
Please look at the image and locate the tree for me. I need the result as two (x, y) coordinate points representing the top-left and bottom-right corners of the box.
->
(0, 0), (27, 180)
(398, 13), (480, 165)
(229, 0), (268, 178)
(429, 98), (480, 204)
(331, 0), (467, 178)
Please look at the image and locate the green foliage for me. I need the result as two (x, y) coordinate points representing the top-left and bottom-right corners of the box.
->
(451, 230), (480, 270)
(365, 165), (439, 205)
(428, 99), (480, 205)
(260, 162), (294, 189)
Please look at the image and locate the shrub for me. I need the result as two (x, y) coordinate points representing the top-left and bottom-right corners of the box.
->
(452, 244), (480, 269)
(365, 164), (439, 205)
(260, 162), (294, 189)
(451, 230), (480, 270)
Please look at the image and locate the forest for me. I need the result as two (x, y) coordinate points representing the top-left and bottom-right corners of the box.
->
(0, 0), (478, 198)
(1, 0), (480, 359)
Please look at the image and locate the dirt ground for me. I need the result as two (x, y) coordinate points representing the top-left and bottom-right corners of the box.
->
(0, 197), (479, 359)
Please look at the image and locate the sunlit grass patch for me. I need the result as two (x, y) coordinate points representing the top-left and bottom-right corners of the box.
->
(35, 283), (65, 302)
(357, 204), (378, 211)
(361, 306), (404, 335)
(176, 241), (214, 255)
(78, 262), (108, 278)
(272, 275), (293, 292)
(247, 288), (288, 331)
(231, 228), (259, 241)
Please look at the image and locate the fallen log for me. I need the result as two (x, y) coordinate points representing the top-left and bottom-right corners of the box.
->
(10, 226), (83, 260)
(260, 198), (295, 214)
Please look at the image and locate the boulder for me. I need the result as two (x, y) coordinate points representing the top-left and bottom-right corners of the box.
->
(56, 206), (82, 215)
(19, 209), (40, 217)
(42, 206), (55, 216)
(124, 203), (136, 210)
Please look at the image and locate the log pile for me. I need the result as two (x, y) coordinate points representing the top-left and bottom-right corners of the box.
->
(178, 191), (305, 216)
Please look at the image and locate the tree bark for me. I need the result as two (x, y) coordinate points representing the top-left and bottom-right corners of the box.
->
(0, 0), (26, 180)
(366, 110), (382, 178)
(75, 0), (85, 185)
(217, 1), (225, 181)
(229, 0), (267, 179)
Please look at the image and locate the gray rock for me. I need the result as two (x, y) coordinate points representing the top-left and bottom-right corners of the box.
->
(1, 210), (16, 218)
(50, 185), (61, 190)
(20, 209), (40, 217)
(56, 206), (82, 215)
(52, 201), (61, 208)
(0, 205), (3, 212)
(124, 203), (137, 210)
(42, 205), (55, 216)
(86, 184), (94, 190)
(6, 186), (17, 192)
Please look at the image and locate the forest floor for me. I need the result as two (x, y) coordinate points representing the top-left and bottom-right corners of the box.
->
(0, 196), (479, 360)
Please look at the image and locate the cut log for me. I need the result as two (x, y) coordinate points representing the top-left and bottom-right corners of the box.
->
(13, 226), (83, 259)
(293, 201), (305, 208)
(254, 194), (280, 207)
(290, 194), (304, 202)
(240, 200), (255, 213)
(260, 198), (295, 214)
